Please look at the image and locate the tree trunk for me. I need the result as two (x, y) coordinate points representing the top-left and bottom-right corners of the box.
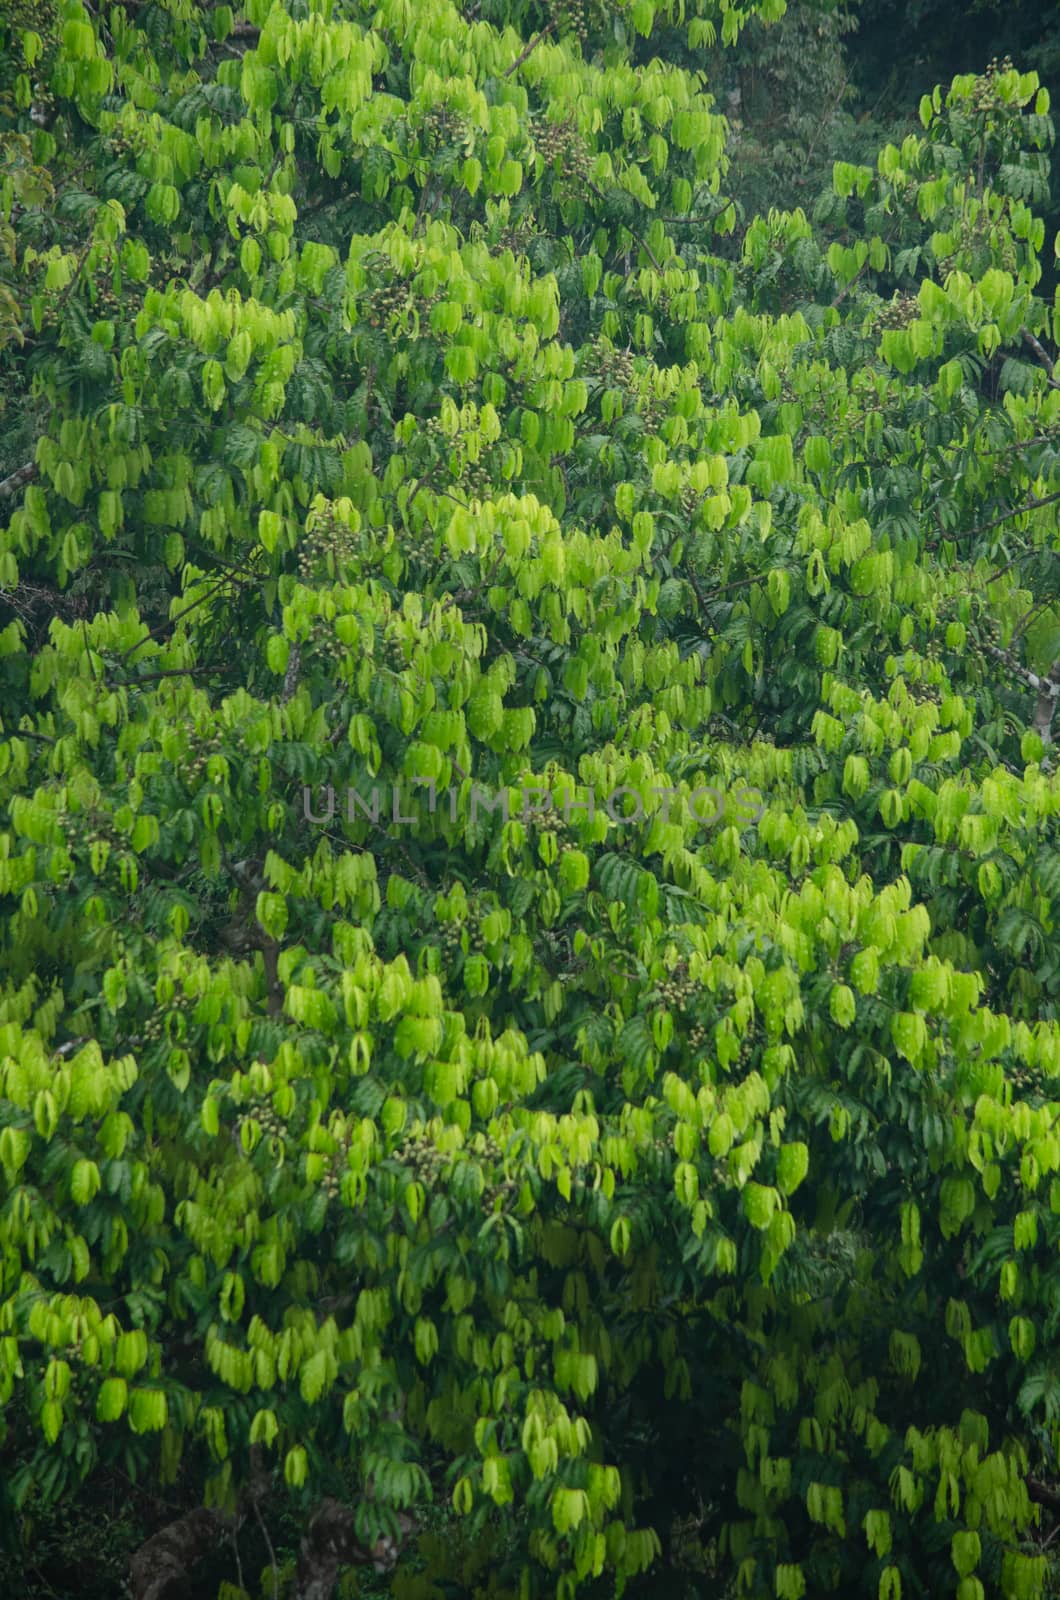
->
(129, 1506), (233, 1600)
(294, 1499), (416, 1600)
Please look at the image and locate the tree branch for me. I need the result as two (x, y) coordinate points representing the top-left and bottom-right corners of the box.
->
(51, 1037), (89, 1058)
(413, 175), (433, 238)
(118, 572), (246, 664)
(281, 642), (301, 704)
(927, 490), (1060, 549)
(252, 1490), (281, 1600)
(1021, 326), (1060, 391)
(584, 177), (664, 273)
(0, 461), (37, 499)
(983, 641), (1060, 745)
(503, 19), (556, 77)
(112, 663), (238, 687)
(129, 1448), (278, 1600)
(1028, 1477), (1060, 1516)
(831, 255), (870, 309)
(129, 1506), (234, 1600)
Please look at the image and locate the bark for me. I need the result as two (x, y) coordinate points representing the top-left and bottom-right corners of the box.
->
(0, 462), (36, 500)
(129, 1506), (232, 1600)
(129, 1451), (273, 1600)
(294, 1499), (416, 1600)
(502, 19), (556, 78)
(1021, 326), (1060, 391)
(281, 641), (301, 704)
(983, 641), (1060, 745)
(1028, 1476), (1060, 1515)
(1034, 665), (1060, 746)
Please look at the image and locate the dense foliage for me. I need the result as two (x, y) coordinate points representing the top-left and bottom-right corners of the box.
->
(2, 2), (1060, 1598)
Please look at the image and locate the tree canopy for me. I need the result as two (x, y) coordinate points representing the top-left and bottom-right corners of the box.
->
(2, 2), (1060, 1598)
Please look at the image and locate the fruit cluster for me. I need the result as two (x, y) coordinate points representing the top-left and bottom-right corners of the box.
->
(554, 0), (607, 47)
(322, 1126), (352, 1199)
(102, 123), (146, 163)
(137, 989), (195, 1046)
(63, 807), (117, 853)
(394, 1127), (449, 1187)
(652, 961), (699, 1012)
(435, 918), (465, 962)
(296, 506), (364, 583)
(361, 277), (412, 329)
(235, 1093), (289, 1148)
(0, 0), (58, 35)
(0, 0), (59, 119)
(90, 268), (123, 317)
(359, 275), (443, 332)
(970, 56), (1015, 112)
(635, 386), (664, 432)
(435, 904), (492, 958)
(421, 412), (501, 500)
(459, 458), (497, 501)
(875, 293), (919, 332)
(492, 218), (535, 258)
(593, 339), (636, 390)
(419, 105), (471, 154)
(531, 111), (594, 185)
(467, 1131), (518, 1211)
(482, 1170), (518, 1211)
(182, 730), (225, 787)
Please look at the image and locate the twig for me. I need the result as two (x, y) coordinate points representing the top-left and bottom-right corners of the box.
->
(831, 254), (871, 309)
(804, 69), (850, 169)
(413, 176), (433, 238)
(983, 639), (1048, 691)
(655, 197), (735, 227)
(112, 664), (238, 686)
(362, 362), (378, 430)
(979, 429), (1060, 459)
(251, 1493), (280, 1600)
(584, 177), (664, 273)
(440, 548), (507, 613)
(503, 19), (556, 77)
(927, 490), (1060, 549)
(1010, 594), (1054, 648)
(684, 563), (709, 616)
(118, 572), (244, 664)
(704, 569), (770, 598)
(230, 1522), (244, 1597)
(262, 144), (285, 195)
(81, 617), (102, 685)
(53, 238), (95, 318)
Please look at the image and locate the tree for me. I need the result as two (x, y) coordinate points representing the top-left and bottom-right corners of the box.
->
(1, 2), (1060, 1599)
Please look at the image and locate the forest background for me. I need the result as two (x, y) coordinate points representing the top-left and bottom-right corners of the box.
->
(2, 1), (1060, 1599)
